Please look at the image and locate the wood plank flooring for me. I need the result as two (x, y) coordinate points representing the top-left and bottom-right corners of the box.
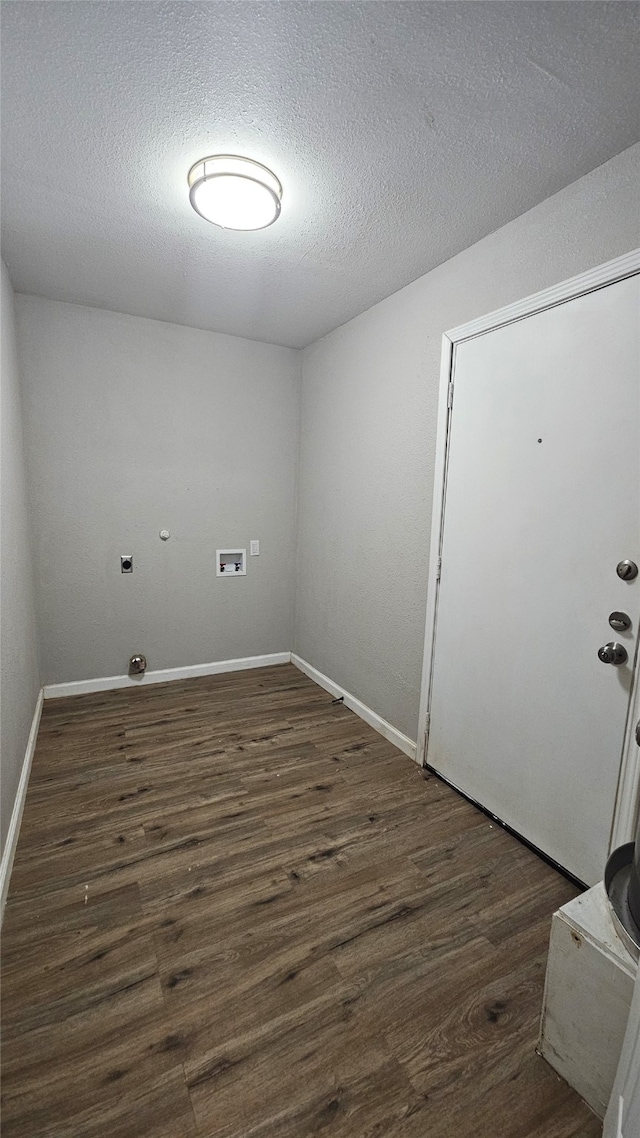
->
(1, 663), (600, 1137)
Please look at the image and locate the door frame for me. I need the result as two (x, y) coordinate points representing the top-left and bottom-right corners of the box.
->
(604, 965), (640, 1137)
(416, 248), (640, 853)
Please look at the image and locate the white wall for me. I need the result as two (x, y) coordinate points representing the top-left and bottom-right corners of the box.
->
(16, 299), (300, 685)
(9, 144), (640, 732)
(0, 260), (40, 856)
(295, 143), (640, 741)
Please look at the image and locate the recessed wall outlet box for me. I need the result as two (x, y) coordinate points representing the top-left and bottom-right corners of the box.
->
(250, 540), (260, 556)
(121, 555), (133, 573)
(216, 549), (246, 577)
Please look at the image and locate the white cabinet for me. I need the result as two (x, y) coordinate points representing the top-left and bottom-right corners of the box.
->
(540, 882), (637, 1118)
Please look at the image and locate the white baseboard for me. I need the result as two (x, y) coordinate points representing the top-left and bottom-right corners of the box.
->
(291, 654), (417, 761)
(1, 689), (44, 925)
(43, 652), (292, 700)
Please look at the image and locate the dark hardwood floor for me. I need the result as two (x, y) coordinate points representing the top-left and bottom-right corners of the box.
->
(1, 663), (600, 1137)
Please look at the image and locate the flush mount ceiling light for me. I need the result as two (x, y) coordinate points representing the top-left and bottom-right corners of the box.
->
(188, 155), (282, 231)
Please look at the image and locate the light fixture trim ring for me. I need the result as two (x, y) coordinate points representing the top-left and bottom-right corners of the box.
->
(188, 154), (283, 231)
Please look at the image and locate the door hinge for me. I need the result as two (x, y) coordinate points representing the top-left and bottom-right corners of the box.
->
(436, 556), (442, 581)
(421, 714), (430, 766)
(447, 381), (454, 409)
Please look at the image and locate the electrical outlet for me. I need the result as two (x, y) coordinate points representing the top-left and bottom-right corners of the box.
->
(250, 540), (259, 556)
(121, 555), (133, 573)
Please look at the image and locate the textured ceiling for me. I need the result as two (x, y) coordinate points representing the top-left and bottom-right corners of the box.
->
(1, 2), (639, 349)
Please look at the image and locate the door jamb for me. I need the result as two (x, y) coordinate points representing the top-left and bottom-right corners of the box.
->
(415, 248), (640, 851)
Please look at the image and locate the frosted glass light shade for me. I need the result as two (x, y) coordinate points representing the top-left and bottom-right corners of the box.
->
(188, 155), (282, 231)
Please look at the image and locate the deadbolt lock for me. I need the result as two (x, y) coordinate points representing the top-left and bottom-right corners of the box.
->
(598, 642), (628, 666)
(616, 560), (638, 582)
(609, 612), (632, 632)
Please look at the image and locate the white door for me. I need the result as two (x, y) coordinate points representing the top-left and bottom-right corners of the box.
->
(427, 273), (640, 885)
